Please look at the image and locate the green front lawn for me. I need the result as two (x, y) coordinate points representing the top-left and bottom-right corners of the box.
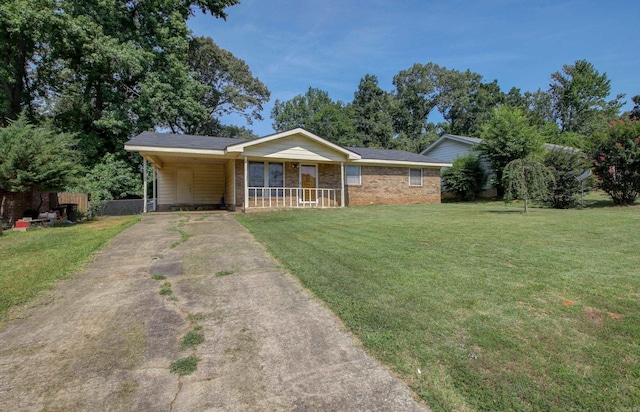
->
(0, 216), (139, 319)
(238, 199), (640, 411)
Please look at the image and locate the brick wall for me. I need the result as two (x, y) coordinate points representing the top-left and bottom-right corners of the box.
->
(345, 166), (441, 206)
(232, 161), (441, 209)
(1, 188), (54, 226)
(234, 159), (244, 208)
(318, 163), (341, 189)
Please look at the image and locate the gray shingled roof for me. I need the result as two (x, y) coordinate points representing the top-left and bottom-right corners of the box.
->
(348, 147), (446, 164)
(444, 134), (482, 144)
(125, 131), (248, 151)
(126, 131), (448, 164)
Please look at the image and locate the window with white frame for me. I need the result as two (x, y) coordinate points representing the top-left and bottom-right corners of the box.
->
(345, 165), (361, 185)
(409, 168), (423, 186)
(249, 162), (284, 196)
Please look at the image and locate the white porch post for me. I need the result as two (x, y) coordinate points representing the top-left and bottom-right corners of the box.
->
(243, 156), (249, 212)
(143, 158), (148, 213)
(340, 162), (345, 208)
(153, 166), (157, 211)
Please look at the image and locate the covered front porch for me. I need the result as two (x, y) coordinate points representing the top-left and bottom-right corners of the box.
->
(127, 129), (360, 213)
(243, 160), (344, 210)
(139, 156), (347, 212)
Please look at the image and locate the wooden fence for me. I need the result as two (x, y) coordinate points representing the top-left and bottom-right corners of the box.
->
(56, 192), (89, 213)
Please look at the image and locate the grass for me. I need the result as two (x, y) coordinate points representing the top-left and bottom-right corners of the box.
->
(151, 274), (166, 280)
(237, 197), (640, 411)
(168, 227), (192, 249)
(181, 331), (205, 349)
(215, 270), (234, 277)
(159, 282), (173, 296)
(0, 216), (139, 319)
(170, 355), (199, 376)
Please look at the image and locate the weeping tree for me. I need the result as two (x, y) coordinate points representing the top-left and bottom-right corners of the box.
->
(503, 158), (554, 212)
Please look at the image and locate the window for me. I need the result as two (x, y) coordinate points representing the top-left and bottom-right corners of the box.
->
(249, 162), (265, 187)
(409, 168), (423, 186)
(249, 162), (284, 196)
(268, 163), (284, 196)
(268, 163), (284, 188)
(345, 165), (361, 185)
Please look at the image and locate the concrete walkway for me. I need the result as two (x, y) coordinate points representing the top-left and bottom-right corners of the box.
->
(0, 213), (429, 411)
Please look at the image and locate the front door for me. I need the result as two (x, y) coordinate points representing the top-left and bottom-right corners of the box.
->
(300, 165), (317, 202)
(176, 170), (193, 204)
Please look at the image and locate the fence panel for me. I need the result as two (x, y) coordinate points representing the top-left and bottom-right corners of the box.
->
(56, 192), (89, 213)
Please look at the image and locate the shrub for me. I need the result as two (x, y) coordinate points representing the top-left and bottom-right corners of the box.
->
(441, 154), (488, 201)
(543, 148), (589, 208)
(69, 153), (142, 215)
(591, 119), (640, 205)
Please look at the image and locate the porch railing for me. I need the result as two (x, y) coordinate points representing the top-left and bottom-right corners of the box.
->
(247, 187), (342, 209)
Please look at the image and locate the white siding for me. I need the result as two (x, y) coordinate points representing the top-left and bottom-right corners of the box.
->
(430, 140), (494, 191)
(194, 165), (224, 203)
(242, 135), (346, 162)
(428, 140), (477, 163)
(158, 168), (176, 204)
(157, 161), (224, 206)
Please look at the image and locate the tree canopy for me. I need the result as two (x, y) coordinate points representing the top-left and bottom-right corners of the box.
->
(0, 0), (265, 168)
(271, 87), (357, 146)
(477, 105), (543, 196)
(591, 118), (640, 205)
(549, 59), (624, 136)
(0, 114), (82, 217)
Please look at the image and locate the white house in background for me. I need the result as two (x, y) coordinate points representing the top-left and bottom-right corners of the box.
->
(420, 134), (496, 198)
(421, 134), (581, 199)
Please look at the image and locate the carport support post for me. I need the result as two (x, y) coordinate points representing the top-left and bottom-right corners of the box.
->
(143, 158), (147, 213)
(244, 156), (249, 212)
(340, 162), (345, 207)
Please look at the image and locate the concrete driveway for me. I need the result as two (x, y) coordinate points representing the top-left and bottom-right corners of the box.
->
(0, 213), (429, 411)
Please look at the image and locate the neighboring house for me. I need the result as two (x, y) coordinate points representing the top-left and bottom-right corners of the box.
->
(421, 134), (581, 199)
(420, 134), (496, 197)
(124, 128), (451, 212)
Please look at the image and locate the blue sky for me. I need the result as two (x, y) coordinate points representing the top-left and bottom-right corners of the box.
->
(189, 0), (639, 137)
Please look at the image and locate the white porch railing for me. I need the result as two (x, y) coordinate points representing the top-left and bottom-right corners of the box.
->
(247, 187), (342, 209)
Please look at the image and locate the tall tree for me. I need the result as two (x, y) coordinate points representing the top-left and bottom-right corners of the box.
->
(392, 63), (441, 144)
(184, 36), (270, 135)
(271, 87), (356, 145)
(351, 74), (394, 148)
(477, 105), (543, 197)
(0, 0), (57, 124)
(629, 95), (640, 120)
(1, 0), (241, 166)
(549, 59), (624, 136)
(436, 70), (504, 136)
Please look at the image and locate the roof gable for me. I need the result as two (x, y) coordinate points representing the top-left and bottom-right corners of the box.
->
(226, 128), (360, 160)
(420, 134), (482, 155)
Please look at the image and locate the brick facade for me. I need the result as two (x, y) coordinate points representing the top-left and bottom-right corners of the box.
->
(232, 161), (441, 209)
(1, 188), (53, 226)
(345, 166), (441, 206)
